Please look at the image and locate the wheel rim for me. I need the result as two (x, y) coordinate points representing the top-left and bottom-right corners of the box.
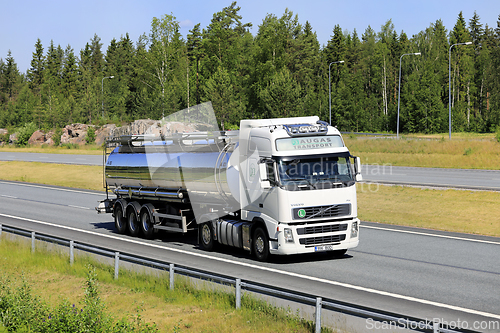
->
(129, 214), (137, 231)
(202, 224), (211, 245)
(142, 214), (150, 231)
(255, 235), (265, 254)
(116, 208), (124, 228)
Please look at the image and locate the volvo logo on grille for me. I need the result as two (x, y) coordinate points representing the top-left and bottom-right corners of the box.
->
(292, 204), (351, 220)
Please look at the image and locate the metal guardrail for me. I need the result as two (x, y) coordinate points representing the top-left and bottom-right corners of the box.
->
(0, 223), (480, 333)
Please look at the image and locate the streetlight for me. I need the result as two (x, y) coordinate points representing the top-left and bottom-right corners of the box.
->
(102, 75), (115, 118)
(397, 52), (421, 139)
(449, 42), (472, 139)
(329, 60), (344, 126)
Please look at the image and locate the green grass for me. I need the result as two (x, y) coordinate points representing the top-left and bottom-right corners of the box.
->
(0, 237), (327, 333)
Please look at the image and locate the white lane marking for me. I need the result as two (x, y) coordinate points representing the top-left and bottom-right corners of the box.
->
(361, 225), (500, 245)
(67, 205), (91, 210)
(0, 195), (18, 199)
(0, 180), (103, 196)
(1, 213), (499, 320)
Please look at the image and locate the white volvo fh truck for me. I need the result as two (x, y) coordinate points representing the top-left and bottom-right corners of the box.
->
(97, 116), (362, 261)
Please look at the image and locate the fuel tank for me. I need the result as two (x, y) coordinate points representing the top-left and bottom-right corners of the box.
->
(105, 133), (241, 208)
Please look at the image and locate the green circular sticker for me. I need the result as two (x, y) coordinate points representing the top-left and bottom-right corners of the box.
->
(297, 209), (306, 218)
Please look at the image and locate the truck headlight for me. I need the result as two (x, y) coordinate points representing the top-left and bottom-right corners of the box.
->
(350, 221), (358, 238)
(284, 228), (294, 243)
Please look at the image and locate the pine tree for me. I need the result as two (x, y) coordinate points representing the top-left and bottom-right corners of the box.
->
(27, 38), (45, 95)
(450, 11), (474, 131)
(187, 23), (203, 106)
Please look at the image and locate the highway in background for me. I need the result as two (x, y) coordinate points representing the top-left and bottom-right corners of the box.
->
(0, 180), (499, 331)
(1, 151), (500, 190)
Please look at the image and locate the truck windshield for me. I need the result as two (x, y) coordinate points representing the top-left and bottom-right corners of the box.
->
(276, 153), (355, 191)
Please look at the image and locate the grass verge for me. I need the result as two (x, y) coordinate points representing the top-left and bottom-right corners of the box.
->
(357, 183), (500, 237)
(344, 135), (500, 170)
(0, 161), (104, 191)
(0, 237), (323, 333)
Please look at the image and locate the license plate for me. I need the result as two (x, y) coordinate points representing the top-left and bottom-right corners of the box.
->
(315, 245), (334, 252)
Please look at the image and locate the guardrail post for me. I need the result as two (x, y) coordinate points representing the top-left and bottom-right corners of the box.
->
(433, 320), (440, 333)
(31, 232), (35, 253)
(69, 241), (74, 265)
(0, 223), (2, 239)
(315, 297), (322, 333)
(169, 264), (175, 290)
(235, 278), (241, 309)
(114, 252), (120, 279)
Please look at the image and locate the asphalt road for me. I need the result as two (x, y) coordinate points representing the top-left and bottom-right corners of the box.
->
(0, 180), (499, 332)
(0, 151), (102, 165)
(2, 151), (500, 190)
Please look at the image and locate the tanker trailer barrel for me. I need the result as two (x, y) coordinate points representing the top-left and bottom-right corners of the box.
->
(104, 132), (240, 215)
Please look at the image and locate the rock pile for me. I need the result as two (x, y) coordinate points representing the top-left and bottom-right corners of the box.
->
(3, 119), (212, 146)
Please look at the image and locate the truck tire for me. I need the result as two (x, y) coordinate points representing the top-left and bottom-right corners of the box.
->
(199, 222), (214, 251)
(127, 208), (140, 237)
(140, 209), (154, 239)
(253, 227), (269, 262)
(114, 205), (127, 234)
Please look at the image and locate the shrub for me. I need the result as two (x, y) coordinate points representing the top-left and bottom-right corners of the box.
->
(16, 122), (38, 146)
(496, 126), (500, 143)
(53, 127), (63, 146)
(86, 127), (96, 144)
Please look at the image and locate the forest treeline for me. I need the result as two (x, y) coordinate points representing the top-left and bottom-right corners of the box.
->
(1, 2), (500, 134)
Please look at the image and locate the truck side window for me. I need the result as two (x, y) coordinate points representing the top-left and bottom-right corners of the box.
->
(266, 161), (276, 183)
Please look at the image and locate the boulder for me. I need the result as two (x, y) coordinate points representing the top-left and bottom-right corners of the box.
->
(95, 124), (116, 146)
(28, 130), (46, 145)
(9, 133), (17, 144)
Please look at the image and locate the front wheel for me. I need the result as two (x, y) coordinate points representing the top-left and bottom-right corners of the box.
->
(253, 227), (269, 262)
(199, 222), (214, 251)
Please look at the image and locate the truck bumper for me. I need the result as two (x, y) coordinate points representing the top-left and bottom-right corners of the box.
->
(269, 218), (360, 255)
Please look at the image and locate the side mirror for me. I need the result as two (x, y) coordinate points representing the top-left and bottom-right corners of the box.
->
(259, 163), (271, 189)
(354, 157), (363, 182)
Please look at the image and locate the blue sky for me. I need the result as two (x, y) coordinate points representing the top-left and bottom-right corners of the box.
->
(1, 0), (499, 73)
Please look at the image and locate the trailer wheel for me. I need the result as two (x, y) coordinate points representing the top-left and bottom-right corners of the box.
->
(199, 222), (214, 251)
(127, 208), (140, 237)
(253, 227), (269, 262)
(114, 205), (127, 234)
(140, 209), (154, 239)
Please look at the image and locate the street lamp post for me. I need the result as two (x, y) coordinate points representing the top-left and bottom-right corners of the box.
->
(449, 42), (472, 140)
(397, 52), (421, 139)
(102, 75), (115, 118)
(329, 60), (344, 126)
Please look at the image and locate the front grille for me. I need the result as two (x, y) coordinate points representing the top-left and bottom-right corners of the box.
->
(297, 223), (348, 235)
(299, 234), (346, 246)
(292, 204), (351, 220)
